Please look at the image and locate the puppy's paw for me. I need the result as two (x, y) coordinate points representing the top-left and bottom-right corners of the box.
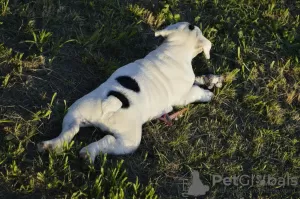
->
(207, 74), (224, 89)
(37, 140), (64, 153)
(37, 141), (50, 152)
(206, 90), (214, 99)
(195, 75), (225, 89)
(79, 149), (95, 164)
(79, 151), (88, 160)
(201, 89), (214, 102)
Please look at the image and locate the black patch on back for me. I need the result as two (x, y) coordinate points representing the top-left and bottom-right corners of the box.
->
(189, 24), (195, 30)
(107, 90), (130, 108)
(116, 76), (140, 93)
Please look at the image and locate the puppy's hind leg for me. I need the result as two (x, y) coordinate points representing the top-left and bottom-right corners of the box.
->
(37, 114), (82, 152)
(79, 125), (142, 163)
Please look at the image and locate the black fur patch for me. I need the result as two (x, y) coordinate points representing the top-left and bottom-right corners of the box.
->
(188, 24), (195, 30)
(116, 76), (140, 92)
(107, 90), (130, 108)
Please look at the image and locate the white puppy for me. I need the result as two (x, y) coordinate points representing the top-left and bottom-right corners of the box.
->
(38, 22), (215, 162)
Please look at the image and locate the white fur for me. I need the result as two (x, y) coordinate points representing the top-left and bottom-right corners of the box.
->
(38, 22), (214, 162)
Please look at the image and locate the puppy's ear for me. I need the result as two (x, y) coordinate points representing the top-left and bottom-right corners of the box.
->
(202, 39), (212, 59)
(155, 22), (188, 37)
(154, 29), (175, 37)
(199, 37), (212, 59)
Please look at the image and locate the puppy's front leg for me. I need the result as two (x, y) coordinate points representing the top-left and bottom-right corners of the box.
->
(177, 85), (214, 106)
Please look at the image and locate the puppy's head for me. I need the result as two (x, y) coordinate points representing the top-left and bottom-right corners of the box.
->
(155, 22), (212, 59)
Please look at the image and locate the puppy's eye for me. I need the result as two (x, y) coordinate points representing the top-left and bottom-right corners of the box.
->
(188, 24), (195, 30)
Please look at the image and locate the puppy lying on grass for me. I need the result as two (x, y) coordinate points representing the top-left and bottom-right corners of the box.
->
(38, 22), (223, 163)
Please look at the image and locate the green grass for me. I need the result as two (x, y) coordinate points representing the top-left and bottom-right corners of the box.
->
(0, 0), (299, 198)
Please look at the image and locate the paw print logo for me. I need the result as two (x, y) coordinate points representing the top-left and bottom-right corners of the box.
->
(256, 175), (266, 186)
(187, 170), (210, 197)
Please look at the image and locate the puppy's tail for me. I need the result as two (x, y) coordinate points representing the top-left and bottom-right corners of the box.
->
(102, 96), (122, 115)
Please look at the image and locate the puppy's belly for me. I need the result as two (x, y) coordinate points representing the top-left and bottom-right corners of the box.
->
(139, 80), (193, 121)
(149, 106), (173, 120)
